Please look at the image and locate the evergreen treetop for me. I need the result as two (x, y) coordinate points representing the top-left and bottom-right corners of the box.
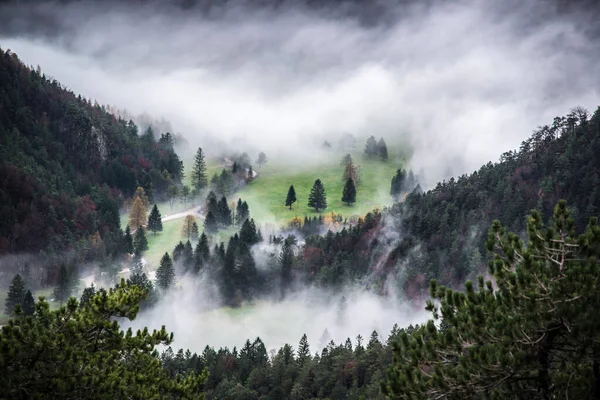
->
(192, 147), (208, 194)
(285, 185), (297, 210)
(308, 179), (327, 212)
(147, 204), (163, 234)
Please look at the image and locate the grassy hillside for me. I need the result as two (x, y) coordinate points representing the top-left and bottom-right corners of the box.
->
(237, 154), (400, 226)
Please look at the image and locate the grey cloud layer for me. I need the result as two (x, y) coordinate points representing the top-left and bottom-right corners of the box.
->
(1, 0), (598, 184)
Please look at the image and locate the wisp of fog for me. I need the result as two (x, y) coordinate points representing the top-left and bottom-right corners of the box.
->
(1, 0), (599, 185)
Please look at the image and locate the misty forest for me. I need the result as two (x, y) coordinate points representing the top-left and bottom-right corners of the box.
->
(2, 0), (600, 399)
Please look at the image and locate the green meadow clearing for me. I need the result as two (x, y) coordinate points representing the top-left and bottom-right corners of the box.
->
(236, 154), (402, 226)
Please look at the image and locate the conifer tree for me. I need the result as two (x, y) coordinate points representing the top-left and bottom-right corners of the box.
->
(377, 137), (388, 161)
(383, 202), (600, 399)
(0, 281), (206, 397)
(206, 191), (219, 216)
(5, 274), (26, 315)
(279, 240), (294, 296)
(236, 200), (250, 225)
(22, 290), (35, 316)
(247, 165), (254, 181)
(204, 211), (219, 235)
(191, 221), (199, 241)
(257, 152), (268, 168)
(156, 252), (175, 291)
(53, 264), (77, 306)
(308, 179), (327, 212)
(183, 240), (194, 273)
(390, 168), (406, 200)
(340, 153), (353, 167)
(79, 284), (96, 308)
(172, 241), (185, 264)
(180, 185), (191, 206)
(133, 226), (149, 256)
(240, 218), (260, 245)
(364, 135), (378, 157)
(235, 198), (243, 225)
(147, 204), (163, 234)
(124, 225), (134, 254)
(285, 185), (297, 210)
(167, 184), (179, 210)
(217, 196), (232, 227)
(191, 147), (208, 194)
(298, 334), (311, 366)
(194, 233), (210, 273)
(342, 178), (356, 206)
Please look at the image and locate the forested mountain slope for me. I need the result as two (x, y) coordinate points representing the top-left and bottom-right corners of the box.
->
(0, 48), (183, 257)
(389, 106), (600, 292)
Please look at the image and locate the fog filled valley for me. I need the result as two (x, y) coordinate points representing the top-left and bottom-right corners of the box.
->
(2, 0), (600, 399)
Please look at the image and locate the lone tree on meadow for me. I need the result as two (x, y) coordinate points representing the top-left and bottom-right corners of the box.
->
(377, 138), (388, 161)
(181, 215), (197, 240)
(364, 135), (378, 157)
(285, 185), (297, 210)
(342, 178), (356, 206)
(191, 147), (208, 195)
(308, 179), (327, 212)
(147, 204), (163, 235)
(5, 274), (26, 315)
(256, 152), (268, 168)
(156, 252), (175, 291)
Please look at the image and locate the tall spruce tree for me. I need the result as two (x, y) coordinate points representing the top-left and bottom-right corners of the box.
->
(194, 233), (210, 273)
(217, 196), (232, 227)
(134, 226), (149, 256)
(124, 225), (134, 254)
(147, 204), (163, 234)
(191, 222), (199, 241)
(342, 178), (357, 206)
(204, 211), (219, 235)
(390, 168), (406, 200)
(285, 185), (297, 210)
(156, 252), (175, 291)
(377, 138), (388, 161)
(247, 165), (254, 181)
(191, 147), (208, 194)
(308, 179), (327, 212)
(5, 274), (26, 315)
(297, 334), (311, 366)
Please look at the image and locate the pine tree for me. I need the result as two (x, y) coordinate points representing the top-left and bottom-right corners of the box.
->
(181, 215), (197, 240)
(147, 204), (163, 234)
(167, 184), (179, 210)
(206, 191), (219, 216)
(129, 197), (146, 230)
(279, 241), (294, 296)
(124, 225), (134, 254)
(172, 241), (185, 264)
(180, 185), (191, 206)
(156, 252), (175, 291)
(257, 152), (268, 168)
(194, 233), (210, 273)
(383, 202), (600, 399)
(390, 168), (406, 200)
(236, 200), (250, 225)
(364, 135), (378, 157)
(232, 161), (239, 174)
(0, 280), (206, 397)
(191, 147), (208, 194)
(285, 185), (297, 210)
(240, 218), (260, 245)
(191, 222), (199, 241)
(22, 290), (35, 316)
(79, 284), (96, 308)
(5, 274), (26, 315)
(298, 334), (311, 366)
(183, 240), (194, 273)
(133, 226), (149, 256)
(217, 196), (232, 227)
(342, 178), (357, 205)
(204, 212), (219, 235)
(235, 198), (243, 226)
(131, 254), (144, 275)
(377, 137), (388, 161)
(247, 165), (254, 181)
(308, 179), (327, 212)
